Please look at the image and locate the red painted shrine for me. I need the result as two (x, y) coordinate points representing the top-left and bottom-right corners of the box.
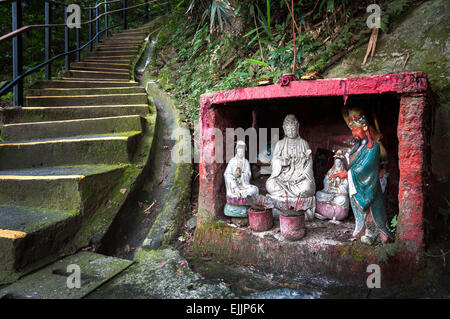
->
(195, 72), (431, 285)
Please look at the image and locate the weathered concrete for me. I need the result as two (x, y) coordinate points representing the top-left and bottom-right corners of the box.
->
(1, 115), (142, 141)
(86, 247), (232, 299)
(0, 252), (133, 299)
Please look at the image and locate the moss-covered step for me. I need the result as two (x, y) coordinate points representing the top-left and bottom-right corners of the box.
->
(94, 47), (139, 54)
(34, 79), (139, 89)
(71, 61), (130, 70)
(60, 69), (130, 80)
(25, 92), (147, 107)
(104, 35), (146, 41)
(0, 165), (125, 210)
(0, 132), (141, 170)
(94, 45), (140, 49)
(0, 251), (133, 298)
(26, 93), (147, 107)
(69, 66), (132, 74)
(85, 248), (232, 299)
(88, 50), (139, 58)
(0, 205), (81, 283)
(83, 53), (136, 59)
(0, 105), (149, 124)
(1, 115), (143, 141)
(27, 87), (145, 96)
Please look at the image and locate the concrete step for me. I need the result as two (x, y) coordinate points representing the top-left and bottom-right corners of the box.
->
(35, 80), (139, 89)
(26, 93), (147, 107)
(0, 205), (80, 279)
(70, 66), (131, 73)
(109, 34), (146, 41)
(27, 87), (145, 96)
(0, 164), (125, 211)
(1, 105), (150, 123)
(1, 115), (143, 141)
(62, 69), (130, 80)
(0, 132), (141, 170)
(87, 50), (138, 57)
(83, 55), (134, 61)
(100, 39), (143, 45)
(0, 251), (133, 298)
(96, 44), (141, 49)
(94, 47), (139, 53)
(71, 61), (130, 70)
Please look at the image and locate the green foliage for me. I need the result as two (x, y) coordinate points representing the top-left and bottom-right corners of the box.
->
(390, 214), (398, 233)
(182, 0), (234, 33)
(150, 0), (418, 124)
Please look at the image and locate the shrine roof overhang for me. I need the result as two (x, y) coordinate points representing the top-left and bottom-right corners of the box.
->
(200, 72), (429, 108)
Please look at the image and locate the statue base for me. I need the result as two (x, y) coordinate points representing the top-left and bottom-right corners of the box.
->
(224, 203), (248, 218)
(315, 202), (349, 221)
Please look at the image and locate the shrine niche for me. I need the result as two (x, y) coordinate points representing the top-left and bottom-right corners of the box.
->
(195, 72), (431, 285)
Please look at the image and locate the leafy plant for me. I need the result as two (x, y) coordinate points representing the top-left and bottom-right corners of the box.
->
(181, 0), (234, 33)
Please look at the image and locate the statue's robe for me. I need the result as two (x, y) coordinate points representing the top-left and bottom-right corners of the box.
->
(224, 156), (258, 199)
(266, 137), (315, 211)
(348, 141), (392, 240)
(316, 166), (349, 209)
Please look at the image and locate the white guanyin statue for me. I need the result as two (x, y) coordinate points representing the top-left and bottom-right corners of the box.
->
(266, 114), (316, 220)
(224, 140), (259, 210)
(315, 150), (350, 222)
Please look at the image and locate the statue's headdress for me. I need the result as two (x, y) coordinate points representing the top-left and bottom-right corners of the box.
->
(348, 114), (369, 131)
(235, 140), (246, 153)
(333, 150), (345, 159)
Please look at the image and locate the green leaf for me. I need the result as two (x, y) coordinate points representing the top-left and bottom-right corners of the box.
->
(247, 59), (268, 67)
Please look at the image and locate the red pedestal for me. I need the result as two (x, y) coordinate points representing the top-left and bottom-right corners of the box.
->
(280, 214), (305, 241)
(248, 208), (273, 232)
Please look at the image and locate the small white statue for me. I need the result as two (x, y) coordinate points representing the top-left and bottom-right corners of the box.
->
(315, 150), (350, 222)
(266, 114), (316, 219)
(224, 140), (259, 205)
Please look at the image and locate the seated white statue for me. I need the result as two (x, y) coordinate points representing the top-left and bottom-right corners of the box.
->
(266, 114), (316, 219)
(315, 150), (350, 221)
(224, 140), (259, 204)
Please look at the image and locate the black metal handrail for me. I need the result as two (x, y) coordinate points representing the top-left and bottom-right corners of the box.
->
(0, 0), (157, 107)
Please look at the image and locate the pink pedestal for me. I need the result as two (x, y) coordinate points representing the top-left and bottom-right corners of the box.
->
(249, 208), (273, 232)
(315, 202), (349, 220)
(280, 214), (306, 241)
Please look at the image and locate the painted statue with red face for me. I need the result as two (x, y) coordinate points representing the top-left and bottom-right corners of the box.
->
(331, 114), (392, 245)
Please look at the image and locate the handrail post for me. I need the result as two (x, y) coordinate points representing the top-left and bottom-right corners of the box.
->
(104, 0), (108, 39)
(123, 0), (127, 30)
(76, 27), (80, 62)
(45, 2), (51, 80)
(96, 2), (99, 44)
(145, 1), (150, 23)
(64, 5), (70, 70)
(89, 8), (93, 51)
(12, 1), (23, 107)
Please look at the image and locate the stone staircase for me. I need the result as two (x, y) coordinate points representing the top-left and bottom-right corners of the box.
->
(0, 27), (154, 286)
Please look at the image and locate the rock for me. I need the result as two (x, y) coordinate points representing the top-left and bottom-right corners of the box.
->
(186, 216), (197, 231)
(231, 217), (249, 227)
